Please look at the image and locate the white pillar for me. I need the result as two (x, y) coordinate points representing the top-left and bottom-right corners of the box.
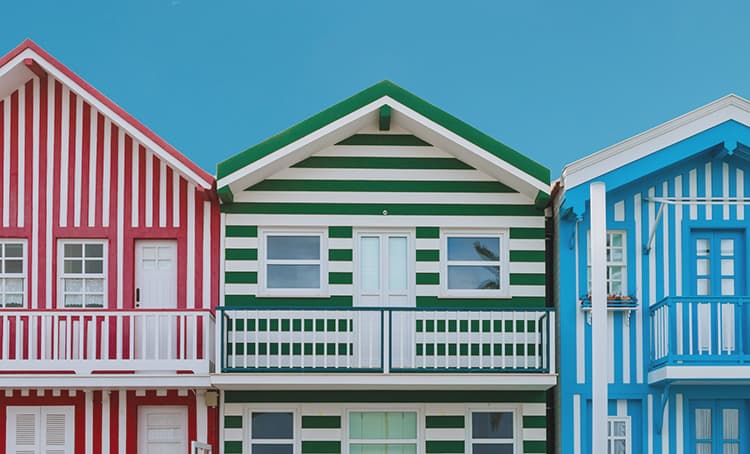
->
(590, 182), (608, 454)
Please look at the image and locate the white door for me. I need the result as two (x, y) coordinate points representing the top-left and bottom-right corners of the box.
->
(135, 240), (178, 360)
(138, 406), (187, 454)
(6, 406), (74, 454)
(355, 232), (414, 307)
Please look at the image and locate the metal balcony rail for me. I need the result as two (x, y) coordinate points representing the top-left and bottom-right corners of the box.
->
(218, 307), (554, 374)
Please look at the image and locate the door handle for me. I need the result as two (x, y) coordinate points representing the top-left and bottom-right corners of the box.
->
(135, 288), (140, 306)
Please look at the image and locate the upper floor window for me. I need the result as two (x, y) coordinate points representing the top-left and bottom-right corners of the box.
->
(59, 240), (106, 308)
(441, 231), (509, 298)
(0, 241), (25, 308)
(607, 416), (631, 454)
(587, 231), (627, 297)
(471, 410), (516, 453)
(259, 230), (327, 296)
(349, 411), (417, 453)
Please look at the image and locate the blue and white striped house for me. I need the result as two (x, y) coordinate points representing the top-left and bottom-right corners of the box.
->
(554, 94), (750, 454)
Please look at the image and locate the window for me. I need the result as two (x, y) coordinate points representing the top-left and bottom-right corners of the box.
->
(442, 231), (509, 297)
(471, 411), (516, 453)
(249, 412), (294, 454)
(587, 231), (627, 297)
(7, 406), (74, 454)
(607, 417), (631, 454)
(349, 411), (417, 454)
(355, 231), (414, 307)
(59, 240), (106, 307)
(259, 230), (327, 296)
(0, 241), (25, 308)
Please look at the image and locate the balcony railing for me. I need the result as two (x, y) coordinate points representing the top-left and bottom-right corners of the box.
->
(650, 297), (750, 369)
(0, 309), (215, 374)
(219, 307), (554, 373)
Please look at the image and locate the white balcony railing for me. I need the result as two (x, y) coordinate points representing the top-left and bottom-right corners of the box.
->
(0, 309), (214, 374)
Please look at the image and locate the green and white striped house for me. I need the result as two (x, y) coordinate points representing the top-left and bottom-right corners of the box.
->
(214, 81), (556, 454)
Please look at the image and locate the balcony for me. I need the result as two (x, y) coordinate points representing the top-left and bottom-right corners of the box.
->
(0, 309), (214, 386)
(649, 297), (750, 383)
(214, 307), (555, 390)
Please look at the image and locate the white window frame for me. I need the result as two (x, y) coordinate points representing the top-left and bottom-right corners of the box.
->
(6, 405), (75, 454)
(353, 229), (415, 307)
(440, 229), (510, 298)
(587, 230), (627, 297)
(258, 229), (328, 297)
(57, 239), (108, 308)
(244, 406), (299, 454)
(607, 416), (631, 454)
(467, 405), (522, 454)
(344, 405), (422, 454)
(0, 240), (26, 308)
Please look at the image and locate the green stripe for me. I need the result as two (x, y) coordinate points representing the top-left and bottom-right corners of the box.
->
(328, 249), (352, 261)
(225, 272), (257, 284)
(509, 250), (545, 262)
(293, 156), (473, 170)
(416, 273), (439, 285)
(523, 415), (546, 428)
(224, 441), (242, 454)
(523, 440), (547, 453)
(222, 203), (541, 216)
(224, 415), (242, 429)
(416, 249), (439, 261)
(336, 133), (431, 146)
(224, 295), (353, 307)
(509, 273), (545, 285)
(301, 441), (341, 453)
(246, 180), (517, 193)
(416, 296), (546, 308)
(225, 248), (258, 260)
(302, 415), (341, 429)
(425, 415), (464, 429)
(225, 390), (547, 403)
(426, 441), (464, 453)
(226, 225), (257, 237)
(329, 272), (353, 284)
(328, 226), (352, 238)
(416, 227), (440, 238)
(509, 227), (545, 239)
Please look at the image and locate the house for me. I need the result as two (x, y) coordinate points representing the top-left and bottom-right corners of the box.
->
(554, 95), (750, 453)
(214, 81), (555, 454)
(0, 40), (220, 453)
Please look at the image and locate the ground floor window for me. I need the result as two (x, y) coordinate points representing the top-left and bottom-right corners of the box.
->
(349, 411), (418, 454)
(471, 411), (516, 453)
(250, 411), (294, 454)
(6, 406), (74, 454)
(607, 416), (631, 454)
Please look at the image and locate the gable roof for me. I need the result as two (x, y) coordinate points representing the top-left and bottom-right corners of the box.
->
(0, 39), (214, 190)
(561, 94), (750, 192)
(216, 80), (550, 202)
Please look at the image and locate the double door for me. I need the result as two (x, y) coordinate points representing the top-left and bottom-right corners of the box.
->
(690, 400), (746, 454)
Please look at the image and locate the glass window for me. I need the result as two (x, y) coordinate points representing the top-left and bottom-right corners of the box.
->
(59, 240), (106, 308)
(587, 231), (627, 297)
(261, 232), (325, 293)
(250, 412), (293, 454)
(607, 417), (631, 454)
(444, 233), (508, 296)
(471, 411), (515, 453)
(349, 412), (417, 454)
(0, 241), (25, 308)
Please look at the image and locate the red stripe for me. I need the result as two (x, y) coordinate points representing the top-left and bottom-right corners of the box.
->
(51, 81), (63, 308)
(80, 101), (91, 227)
(95, 113), (105, 227)
(195, 192), (204, 310)
(165, 166), (174, 227)
(152, 154), (160, 226)
(177, 177), (188, 309)
(0, 99), (4, 224)
(110, 390), (119, 453)
(24, 80), (33, 231)
(122, 135), (133, 310)
(108, 124), (119, 310)
(37, 79), (48, 309)
(9, 89), (18, 228)
(66, 91), (77, 228)
(92, 390), (102, 452)
(137, 144), (146, 227)
(211, 202), (221, 309)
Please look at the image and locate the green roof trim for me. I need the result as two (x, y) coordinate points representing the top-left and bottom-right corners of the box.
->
(217, 185), (234, 204)
(379, 104), (392, 131)
(534, 190), (550, 209)
(217, 80), (550, 187)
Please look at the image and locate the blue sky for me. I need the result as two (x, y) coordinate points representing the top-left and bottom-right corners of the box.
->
(3, 1), (749, 177)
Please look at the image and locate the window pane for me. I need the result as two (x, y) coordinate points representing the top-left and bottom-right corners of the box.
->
(696, 239), (710, 256)
(472, 444), (514, 454)
(251, 445), (293, 454)
(64, 294), (82, 307)
(4, 293), (23, 307)
(267, 236), (319, 260)
(723, 444), (738, 454)
(350, 444), (417, 454)
(251, 412), (293, 439)
(447, 237), (500, 261)
(64, 244), (83, 258)
(4, 259), (22, 274)
(388, 237), (407, 291)
(267, 265), (320, 289)
(695, 408), (712, 439)
(614, 439), (627, 454)
(360, 237), (380, 291)
(722, 279), (735, 296)
(608, 247), (624, 263)
(5, 278), (23, 292)
(723, 409), (739, 440)
(350, 412), (416, 440)
(86, 278), (104, 293)
(613, 421), (626, 436)
(696, 443), (711, 454)
(472, 412), (513, 439)
(85, 260), (103, 274)
(64, 278), (83, 292)
(4, 244), (22, 258)
(448, 266), (499, 290)
(609, 233), (623, 248)
(85, 243), (103, 257)
(697, 279), (710, 296)
(721, 259), (735, 276)
(721, 239), (735, 256)
(697, 259), (710, 276)
(85, 295), (104, 307)
(64, 259), (82, 274)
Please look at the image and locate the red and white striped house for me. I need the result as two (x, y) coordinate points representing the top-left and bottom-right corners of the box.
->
(0, 40), (220, 453)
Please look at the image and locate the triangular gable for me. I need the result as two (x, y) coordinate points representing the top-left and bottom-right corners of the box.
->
(0, 39), (214, 190)
(216, 81), (550, 202)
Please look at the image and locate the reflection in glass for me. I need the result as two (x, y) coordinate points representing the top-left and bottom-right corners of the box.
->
(267, 236), (319, 260)
(267, 265), (320, 288)
(448, 266), (499, 289)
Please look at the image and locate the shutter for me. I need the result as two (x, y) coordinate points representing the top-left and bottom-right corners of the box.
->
(6, 407), (40, 454)
(41, 407), (74, 454)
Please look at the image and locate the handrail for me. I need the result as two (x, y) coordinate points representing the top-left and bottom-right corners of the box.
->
(216, 306), (553, 312)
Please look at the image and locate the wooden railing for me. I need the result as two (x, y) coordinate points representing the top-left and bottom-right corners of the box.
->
(0, 309), (214, 374)
(219, 307), (554, 373)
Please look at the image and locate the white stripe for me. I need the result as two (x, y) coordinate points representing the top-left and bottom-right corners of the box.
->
(648, 187), (656, 307)
(145, 149), (153, 227)
(723, 162), (730, 220)
(301, 428), (344, 439)
(196, 391), (208, 443)
(118, 391), (126, 454)
(225, 261), (257, 272)
(676, 393), (684, 454)
(234, 191), (532, 205)
(224, 214), (545, 229)
(73, 95), (83, 227)
(203, 200), (211, 309)
(59, 87), (70, 227)
(45, 78), (54, 309)
(315, 145), (452, 158)
(521, 428), (546, 441)
(622, 311), (630, 384)
(617, 400), (627, 417)
(102, 118), (111, 227)
(3, 95), (10, 227)
(689, 168), (697, 220)
(738, 168), (745, 220)
(674, 175), (682, 296)
(573, 394), (581, 454)
(635, 193), (643, 383)
(17, 84), (25, 228)
(608, 312), (614, 383)
(220, 214), (226, 309)
(187, 184), (196, 308)
(117, 131), (125, 309)
(159, 160), (167, 227)
(647, 394), (653, 454)
(662, 181), (669, 298)
(85, 390), (93, 454)
(575, 220), (584, 384)
(661, 401), (669, 454)
(31, 78), (40, 309)
(101, 391), (110, 454)
(131, 140), (139, 227)
(509, 262), (545, 274)
(88, 107), (97, 227)
(509, 285), (545, 297)
(173, 173), (180, 227)
(224, 237), (258, 249)
(271, 168), (495, 181)
(705, 162), (712, 220)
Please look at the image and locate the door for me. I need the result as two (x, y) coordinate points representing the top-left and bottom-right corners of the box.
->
(138, 406), (187, 454)
(134, 240), (178, 360)
(6, 406), (74, 454)
(690, 400), (746, 454)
